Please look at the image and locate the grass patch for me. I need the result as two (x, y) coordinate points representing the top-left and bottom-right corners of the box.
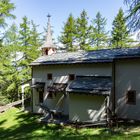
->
(0, 108), (140, 140)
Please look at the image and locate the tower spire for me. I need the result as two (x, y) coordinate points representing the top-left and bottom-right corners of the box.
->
(41, 14), (56, 55)
(46, 14), (53, 46)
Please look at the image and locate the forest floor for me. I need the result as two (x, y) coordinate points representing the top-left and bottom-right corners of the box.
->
(0, 107), (140, 140)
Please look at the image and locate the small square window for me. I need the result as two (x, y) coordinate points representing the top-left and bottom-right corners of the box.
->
(126, 90), (136, 105)
(69, 74), (75, 81)
(47, 73), (52, 80)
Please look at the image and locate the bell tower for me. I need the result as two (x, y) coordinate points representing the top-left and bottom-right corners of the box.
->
(41, 14), (56, 56)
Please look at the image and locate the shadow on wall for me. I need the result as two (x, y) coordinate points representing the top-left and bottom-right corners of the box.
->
(116, 62), (140, 120)
(70, 95), (106, 122)
(44, 75), (68, 100)
(88, 100), (106, 121)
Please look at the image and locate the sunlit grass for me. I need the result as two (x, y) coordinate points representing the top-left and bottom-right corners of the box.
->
(0, 108), (20, 128)
(0, 108), (140, 140)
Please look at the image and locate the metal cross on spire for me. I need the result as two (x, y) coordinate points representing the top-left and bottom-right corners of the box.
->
(47, 14), (51, 22)
(41, 14), (55, 49)
(47, 14), (51, 18)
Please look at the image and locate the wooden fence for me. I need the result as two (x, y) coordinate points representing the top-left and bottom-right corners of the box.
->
(0, 100), (22, 113)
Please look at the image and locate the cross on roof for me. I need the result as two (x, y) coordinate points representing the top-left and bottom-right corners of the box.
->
(47, 14), (51, 18)
(41, 13), (56, 50)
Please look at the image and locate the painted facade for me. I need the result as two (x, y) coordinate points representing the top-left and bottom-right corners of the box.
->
(32, 59), (140, 122)
(30, 16), (140, 123)
(32, 64), (111, 122)
(115, 59), (140, 120)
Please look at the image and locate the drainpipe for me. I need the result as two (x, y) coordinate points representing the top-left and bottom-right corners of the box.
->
(31, 67), (34, 113)
(112, 60), (116, 117)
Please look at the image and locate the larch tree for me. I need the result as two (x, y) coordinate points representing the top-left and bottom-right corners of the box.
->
(28, 20), (41, 60)
(0, 0), (15, 28)
(0, 0), (15, 46)
(1, 23), (20, 101)
(19, 16), (41, 82)
(18, 16), (31, 82)
(90, 12), (108, 49)
(76, 10), (91, 50)
(111, 8), (130, 48)
(1, 18), (41, 101)
(59, 14), (77, 51)
(0, 0), (15, 102)
(124, 0), (140, 31)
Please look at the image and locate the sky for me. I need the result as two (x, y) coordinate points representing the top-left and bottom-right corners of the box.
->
(10, 0), (127, 41)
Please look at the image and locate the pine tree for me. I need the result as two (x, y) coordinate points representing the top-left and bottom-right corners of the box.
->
(124, 0), (140, 31)
(111, 8), (130, 48)
(76, 10), (91, 50)
(90, 12), (108, 49)
(59, 14), (76, 51)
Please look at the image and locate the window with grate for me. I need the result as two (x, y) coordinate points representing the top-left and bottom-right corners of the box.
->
(47, 73), (52, 80)
(69, 74), (75, 81)
(126, 90), (136, 105)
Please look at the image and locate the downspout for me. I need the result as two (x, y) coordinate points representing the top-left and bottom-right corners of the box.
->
(112, 60), (116, 116)
(31, 67), (34, 113)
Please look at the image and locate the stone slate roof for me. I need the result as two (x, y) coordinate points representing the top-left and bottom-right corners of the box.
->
(66, 76), (112, 95)
(47, 83), (67, 93)
(30, 47), (140, 66)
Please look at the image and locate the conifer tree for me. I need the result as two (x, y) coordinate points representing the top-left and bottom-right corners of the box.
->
(28, 20), (41, 60)
(111, 8), (130, 48)
(0, 0), (15, 101)
(76, 10), (91, 50)
(0, 0), (15, 52)
(30, 20), (41, 48)
(19, 16), (30, 48)
(90, 12), (108, 49)
(124, 0), (140, 31)
(0, 23), (20, 101)
(0, 0), (15, 28)
(19, 17), (41, 82)
(1, 18), (41, 101)
(18, 16), (30, 82)
(59, 14), (76, 51)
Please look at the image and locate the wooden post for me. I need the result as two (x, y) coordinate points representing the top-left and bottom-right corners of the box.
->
(21, 86), (25, 110)
(21, 83), (30, 111)
(105, 96), (108, 127)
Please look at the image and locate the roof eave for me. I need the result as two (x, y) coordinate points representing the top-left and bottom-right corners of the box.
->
(30, 59), (113, 66)
(67, 89), (110, 96)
